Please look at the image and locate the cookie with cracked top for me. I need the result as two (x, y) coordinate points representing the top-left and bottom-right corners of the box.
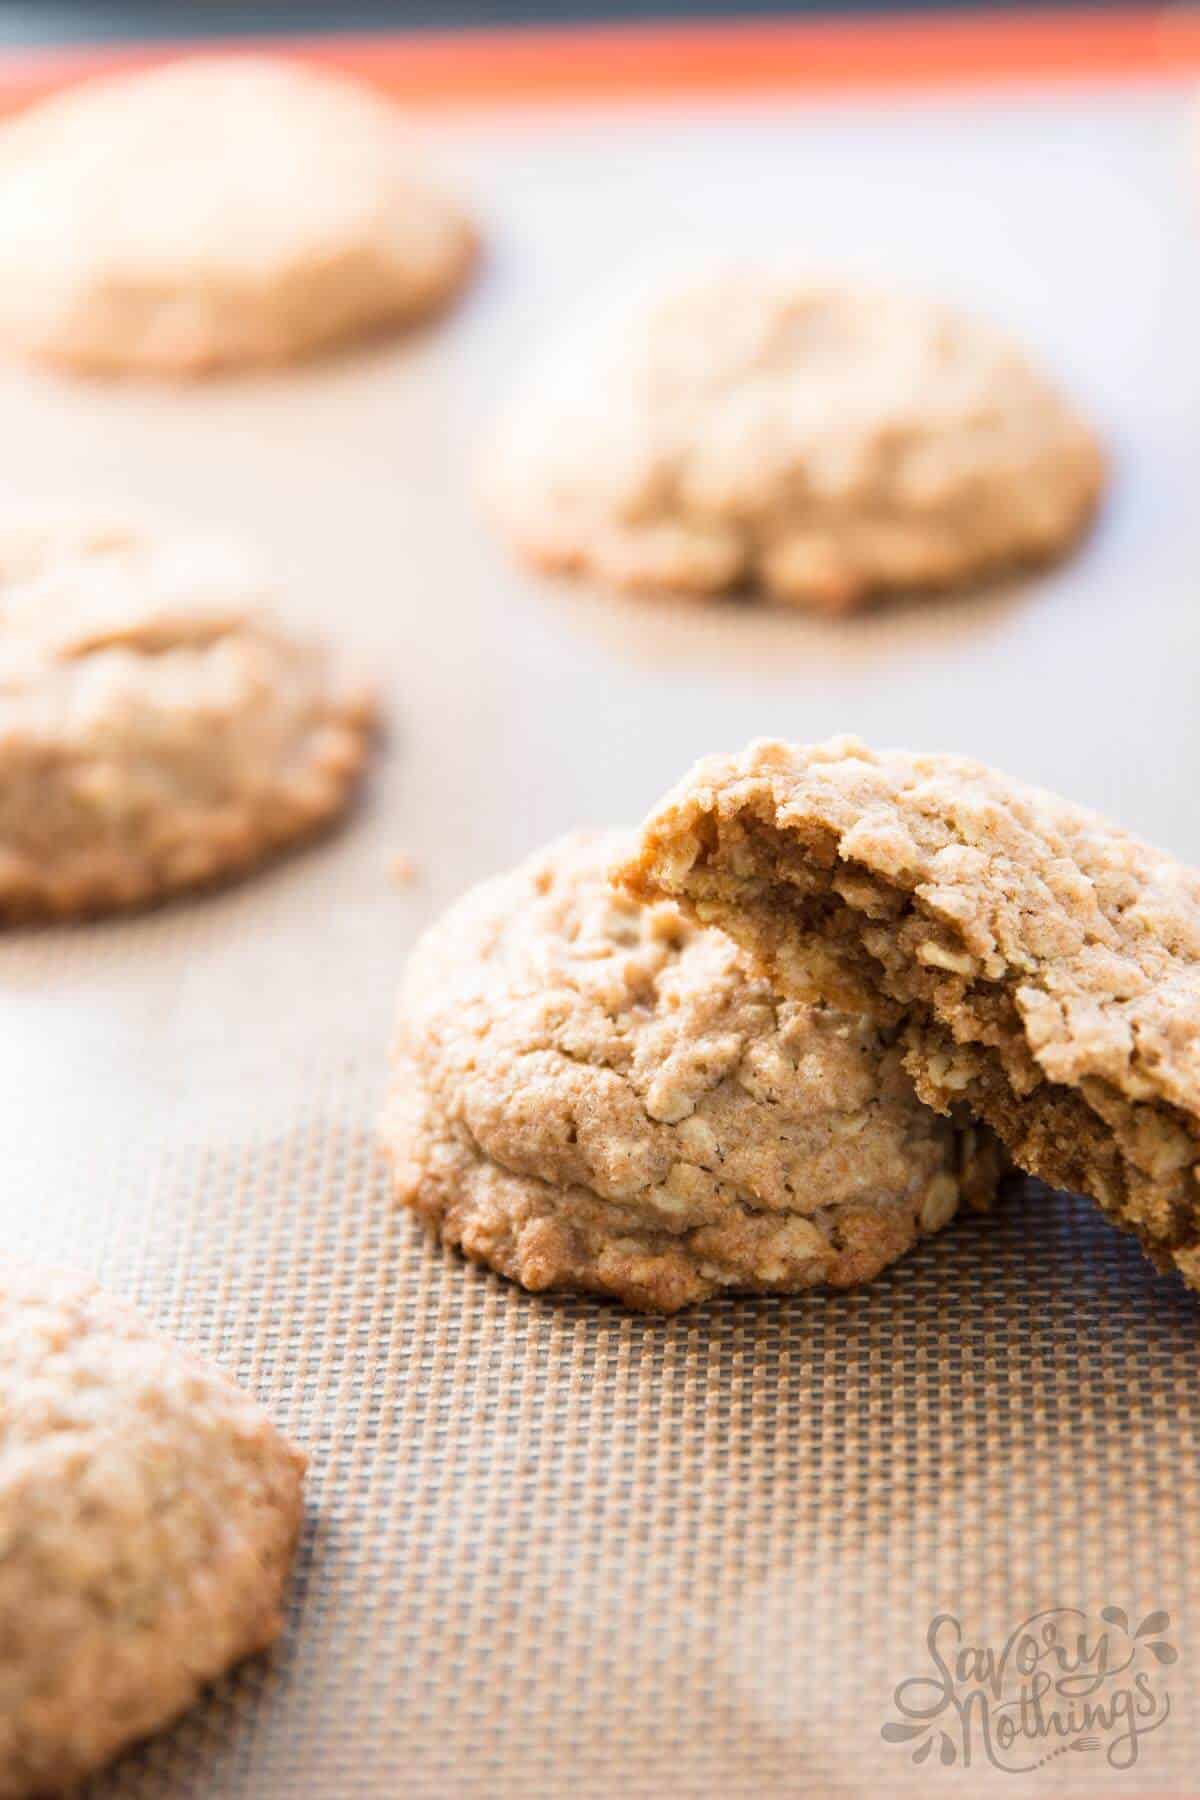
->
(0, 507), (376, 921)
(381, 830), (1004, 1312)
(0, 1266), (305, 1797)
(486, 271), (1103, 612)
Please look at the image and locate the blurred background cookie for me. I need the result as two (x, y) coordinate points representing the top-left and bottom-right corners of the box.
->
(0, 1266), (305, 1797)
(486, 269), (1104, 613)
(0, 55), (476, 374)
(0, 507), (377, 920)
(381, 830), (1004, 1311)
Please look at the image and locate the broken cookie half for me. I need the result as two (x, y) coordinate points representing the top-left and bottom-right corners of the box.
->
(617, 736), (1200, 1291)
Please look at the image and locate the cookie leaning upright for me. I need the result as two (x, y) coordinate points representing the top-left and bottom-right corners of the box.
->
(617, 737), (1200, 1290)
(0, 1266), (305, 1797)
(381, 831), (1004, 1313)
(485, 271), (1104, 612)
(0, 55), (475, 374)
(0, 510), (376, 920)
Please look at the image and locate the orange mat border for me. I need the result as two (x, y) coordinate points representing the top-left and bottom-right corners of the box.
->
(0, 6), (1196, 110)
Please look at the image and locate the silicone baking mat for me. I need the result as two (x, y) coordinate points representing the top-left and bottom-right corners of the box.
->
(4, 13), (1200, 1795)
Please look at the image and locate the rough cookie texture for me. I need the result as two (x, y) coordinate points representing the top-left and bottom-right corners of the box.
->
(381, 832), (1003, 1312)
(619, 737), (1200, 1289)
(486, 272), (1104, 612)
(0, 1267), (305, 1797)
(0, 56), (475, 374)
(0, 510), (376, 921)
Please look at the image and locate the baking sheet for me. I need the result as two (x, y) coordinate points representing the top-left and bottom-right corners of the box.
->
(3, 58), (1200, 1798)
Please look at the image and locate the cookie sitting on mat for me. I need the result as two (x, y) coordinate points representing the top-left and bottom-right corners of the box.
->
(485, 270), (1103, 613)
(0, 1266), (305, 1797)
(0, 56), (476, 375)
(0, 508), (377, 921)
(381, 831), (1004, 1312)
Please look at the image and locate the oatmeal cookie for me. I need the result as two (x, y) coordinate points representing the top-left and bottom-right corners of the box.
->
(619, 737), (1200, 1288)
(485, 271), (1103, 612)
(381, 831), (1004, 1312)
(0, 56), (476, 374)
(0, 508), (376, 921)
(0, 1266), (305, 1796)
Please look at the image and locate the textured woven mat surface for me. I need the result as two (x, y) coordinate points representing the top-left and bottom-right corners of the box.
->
(1, 76), (1198, 1799)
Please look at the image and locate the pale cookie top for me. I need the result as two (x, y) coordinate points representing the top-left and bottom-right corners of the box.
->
(0, 510), (376, 920)
(383, 831), (1002, 1312)
(0, 1267), (305, 1798)
(486, 271), (1104, 612)
(0, 56), (475, 373)
(618, 736), (1200, 1287)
